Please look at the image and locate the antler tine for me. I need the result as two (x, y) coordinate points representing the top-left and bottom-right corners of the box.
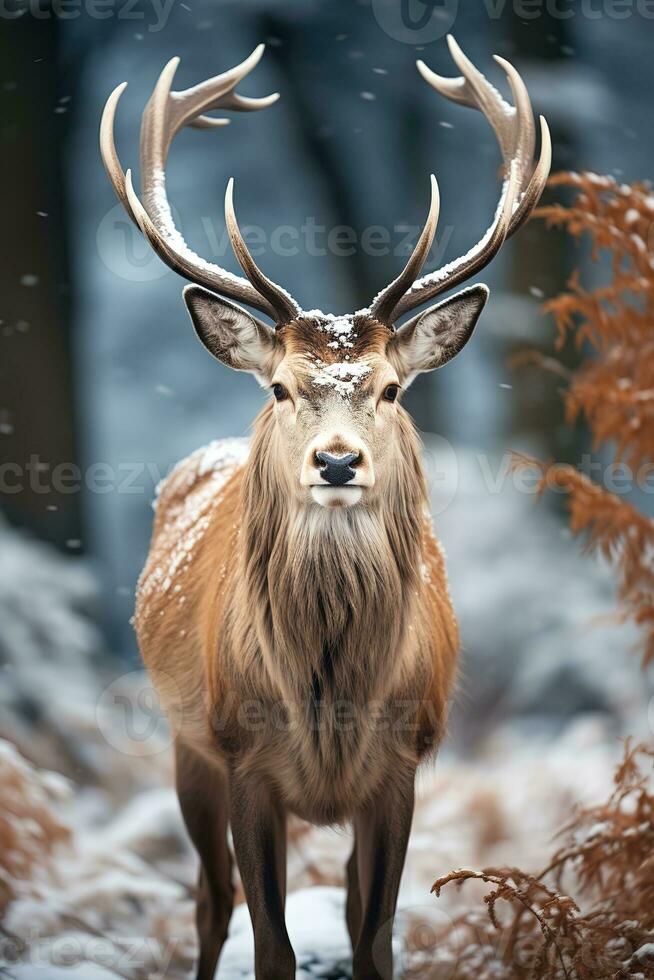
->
(394, 159), (522, 320)
(100, 81), (137, 224)
(443, 37), (536, 180)
(163, 44), (276, 134)
(493, 53), (536, 174)
(122, 168), (281, 318)
(100, 46), (300, 324)
(138, 50), (277, 211)
(370, 37), (550, 324)
(505, 114), (552, 236)
(187, 93), (280, 130)
(225, 179), (300, 324)
(370, 175), (440, 326)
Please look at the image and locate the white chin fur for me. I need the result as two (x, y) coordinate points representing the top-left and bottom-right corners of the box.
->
(310, 486), (363, 508)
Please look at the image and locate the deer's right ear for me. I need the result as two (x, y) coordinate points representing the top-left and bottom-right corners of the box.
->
(388, 284), (489, 385)
(184, 285), (279, 382)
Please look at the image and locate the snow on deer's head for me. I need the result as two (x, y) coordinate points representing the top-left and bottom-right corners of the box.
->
(101, 38), (550, 510)
(183, 288), (488, 508)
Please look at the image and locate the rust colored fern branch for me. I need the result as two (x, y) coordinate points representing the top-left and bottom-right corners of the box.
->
(537, 174), (654, 468)
(432, 868), (579, 979)
(421, 172), (654, 980)
(521, 173), (654, 665)
(428, 742), (654, 980)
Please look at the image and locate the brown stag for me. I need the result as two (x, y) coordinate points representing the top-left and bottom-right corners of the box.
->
(101, 36), (550, 980)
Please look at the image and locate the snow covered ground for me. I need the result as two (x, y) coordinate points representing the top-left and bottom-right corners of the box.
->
(0, 441), (651, 978)
(0, 720), (625, 979)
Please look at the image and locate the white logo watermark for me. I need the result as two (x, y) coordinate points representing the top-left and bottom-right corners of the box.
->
(372, 0), (654, 43)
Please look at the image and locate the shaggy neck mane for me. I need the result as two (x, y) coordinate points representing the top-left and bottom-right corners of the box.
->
(240, 404), (427, 703)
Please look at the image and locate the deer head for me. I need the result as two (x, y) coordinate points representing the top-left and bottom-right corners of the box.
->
(101, 37), (550, 510)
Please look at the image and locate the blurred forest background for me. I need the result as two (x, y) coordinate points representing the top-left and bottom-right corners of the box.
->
(4, 0), (654, 653)
(1, 1), (654, 977)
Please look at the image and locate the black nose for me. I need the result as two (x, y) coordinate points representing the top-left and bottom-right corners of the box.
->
(315, 451), (360, 487)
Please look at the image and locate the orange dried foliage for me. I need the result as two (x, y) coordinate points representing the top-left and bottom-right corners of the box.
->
(539, 173), (654, 468)
(527, 173), (654, 666)
(423, 175), (654, 979)
(428, 742), (654, 979)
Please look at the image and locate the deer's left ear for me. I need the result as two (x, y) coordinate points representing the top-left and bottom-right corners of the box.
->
(388, 284), (489, 384)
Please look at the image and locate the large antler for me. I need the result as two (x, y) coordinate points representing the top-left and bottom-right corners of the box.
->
(370, 36), (551, 325)
(100, 45), (301, 325)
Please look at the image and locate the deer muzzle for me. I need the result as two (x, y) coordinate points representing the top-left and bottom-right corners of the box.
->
(301, 436), (374, 507)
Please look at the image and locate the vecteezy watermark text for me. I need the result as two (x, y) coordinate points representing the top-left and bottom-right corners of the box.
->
(0, 0), (175, 30)
(97, 644), (654, 759)
(96, 204), (457, 283)
(0, 455), (163, 496)
(0, 931), (182, 978)
(3, 451), (654, 499)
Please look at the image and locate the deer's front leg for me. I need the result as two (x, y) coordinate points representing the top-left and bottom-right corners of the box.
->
(175, 741), (233, 980)
(351, 768), (415, 980)
(229, 771), (295, 980)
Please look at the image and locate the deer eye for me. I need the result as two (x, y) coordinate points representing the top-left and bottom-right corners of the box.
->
(383, 384), (399, 403)
(272, 383), (288, 402)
